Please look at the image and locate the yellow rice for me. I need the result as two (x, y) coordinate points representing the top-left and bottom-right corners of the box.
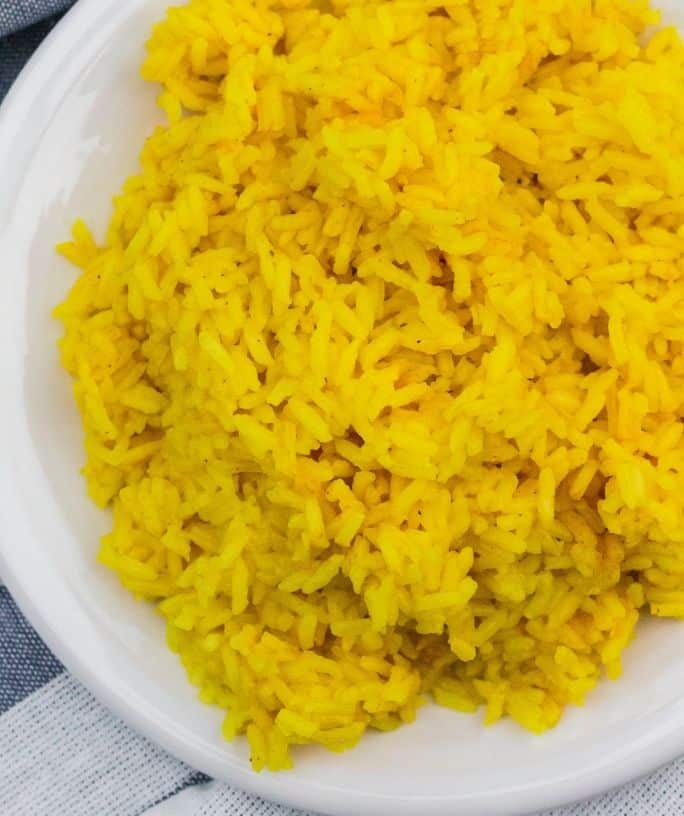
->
(56, 0), (684, 770)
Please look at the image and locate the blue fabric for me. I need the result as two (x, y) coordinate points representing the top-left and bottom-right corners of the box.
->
(0, 0), (73, 99)
(0, 587), (63, 714)
(0, 586), (212, 816)
(0, 0), (74, 38)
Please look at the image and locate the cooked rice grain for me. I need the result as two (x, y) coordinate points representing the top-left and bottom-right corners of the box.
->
(56, 0), (684, 770)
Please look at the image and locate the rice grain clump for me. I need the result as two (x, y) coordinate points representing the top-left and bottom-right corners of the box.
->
(56, 0), (684, 770)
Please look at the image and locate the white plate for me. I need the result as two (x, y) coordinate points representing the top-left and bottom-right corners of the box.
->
(2, 2), (684, 814)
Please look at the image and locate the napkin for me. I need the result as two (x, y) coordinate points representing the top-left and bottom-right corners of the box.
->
(1, 2), (683, 814)
(0, 0), (72, 96)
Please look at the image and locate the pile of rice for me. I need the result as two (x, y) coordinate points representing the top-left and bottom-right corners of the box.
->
(56, 0), (684, 770)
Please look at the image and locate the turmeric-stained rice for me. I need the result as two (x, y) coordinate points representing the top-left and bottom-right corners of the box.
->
(56, 0), (684, 770)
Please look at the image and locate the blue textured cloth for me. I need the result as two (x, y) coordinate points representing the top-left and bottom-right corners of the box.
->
(0, 0), (72, 98)
(0, 587), (62, 714)
(0, 588), (212, 816)
(0, 0), (73, 37)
